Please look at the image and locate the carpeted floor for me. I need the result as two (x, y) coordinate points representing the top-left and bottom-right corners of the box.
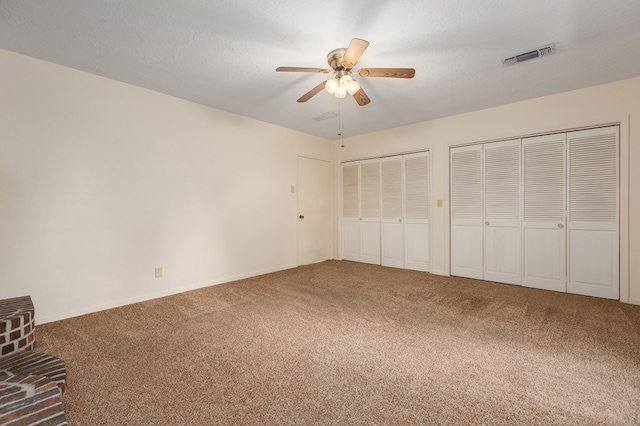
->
(36, 260), (640, 425)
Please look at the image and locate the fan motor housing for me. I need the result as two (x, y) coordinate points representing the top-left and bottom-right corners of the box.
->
(327, 48), (349, 71)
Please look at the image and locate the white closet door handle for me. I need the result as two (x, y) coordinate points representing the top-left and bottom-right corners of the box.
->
(558, 223), (564, 229)
(485, 221), (490, 226)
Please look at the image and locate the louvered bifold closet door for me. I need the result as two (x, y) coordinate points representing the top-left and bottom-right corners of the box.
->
(404, 152), (430, 272)
(359, 160), (381, 264)
(341, 163), (360, 261)
(522, 134), (566, 292)
(567, 126), (619, 299)
(381, 156), (404, 268)
(483, 140), (522, 285)
(450, 145), (484, 279)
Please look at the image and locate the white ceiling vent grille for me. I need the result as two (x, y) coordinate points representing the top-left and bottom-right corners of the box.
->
(503, 43), (556, 66)
(312, 112), (339, 121)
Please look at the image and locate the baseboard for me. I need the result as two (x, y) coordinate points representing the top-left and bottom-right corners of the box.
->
(628, 297), (640, 306)
(37, 263), (298, 325)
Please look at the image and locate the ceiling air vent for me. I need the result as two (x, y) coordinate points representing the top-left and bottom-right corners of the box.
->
(312, 112), (339, 121)
(503, 43), (556, 66)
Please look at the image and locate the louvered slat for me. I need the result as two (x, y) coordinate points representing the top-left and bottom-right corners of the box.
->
(360, 161), (380, 218)
(451, 149), (482, 220)
(569, 134), (617, 222)
(523, 139), (564, 222)
(382, 159), (402, 219)
(342, 164), (358, 217)
(484, 144), (520, 220)
(405, 154), (429, 220)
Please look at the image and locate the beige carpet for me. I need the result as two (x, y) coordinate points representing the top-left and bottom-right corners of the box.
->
(36, 261), (640, 425)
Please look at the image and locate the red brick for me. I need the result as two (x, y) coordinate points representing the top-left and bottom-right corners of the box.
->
(10, 317), (20, 330)
(2, 344), (14, 356)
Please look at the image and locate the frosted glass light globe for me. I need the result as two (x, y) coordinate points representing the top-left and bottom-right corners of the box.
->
(347, 80), (361, 95)
(325, 78), (339, 94)
(339, 75), (353, 88)
(335, 86), (347, 99)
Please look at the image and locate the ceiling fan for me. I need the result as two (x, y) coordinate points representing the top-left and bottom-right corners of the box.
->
(276, 38), (415, 106)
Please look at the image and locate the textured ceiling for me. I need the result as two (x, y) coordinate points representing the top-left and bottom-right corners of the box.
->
(1, 0), (640, 140)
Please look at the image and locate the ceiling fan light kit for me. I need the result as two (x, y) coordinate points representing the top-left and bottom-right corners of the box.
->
(276, 38), (415, 106)
(325, 73), (361, 98)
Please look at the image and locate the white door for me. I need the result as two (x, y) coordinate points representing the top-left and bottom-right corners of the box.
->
(381, 156), (404, 268)
(341, 163), (360, 262)
(521, 134), (566, 292)
(359, 160), (381, 264)
(567, 126), (619, 299)
(297, 157), (332, 265)
(450, 145), (484, 279)
(483, 140), (521, 285)
(343, 152), (430, 271)
(404, 152), (430, 272)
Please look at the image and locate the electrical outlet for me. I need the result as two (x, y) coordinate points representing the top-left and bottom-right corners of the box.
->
(155, 267), (163, 278)
(290, 185), (295, 193)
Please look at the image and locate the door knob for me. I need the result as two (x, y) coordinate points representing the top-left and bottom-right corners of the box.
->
(485, 221), (490, 226)
(557, 223), (564, 229)
(299, 215), (304, 219)
(398, 218), (402, 223)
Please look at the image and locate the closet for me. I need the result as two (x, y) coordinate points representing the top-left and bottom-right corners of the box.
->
(450, 125), (619, 300)
(341, 152), (429, 272)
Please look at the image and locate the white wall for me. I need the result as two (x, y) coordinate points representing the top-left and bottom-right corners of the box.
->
(2, 47), (637, 324)
(333, 76), (640, 305)
(0, 49), (331, 323)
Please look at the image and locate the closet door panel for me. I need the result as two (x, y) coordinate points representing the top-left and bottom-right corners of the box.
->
(569, 228), (617, 293)
(450, 145), (483, 279)
(360, 160), (381, 265)
(341, 220), (360, 262)
(523, 227), (564, 286)
(341, 163), (360, 262)
(382, 223), (404, 267)
(483, 140), (521, 285)
(567, 126), (619, 299)
(381, 157), (404, 268)
(485, 226), (520, 278)
(404, 153), (430, 272)
(522, 134), (566, 292)
(405, 223), (429, 271)
(451, 224), (484, 279)
(360, 221), (381, 264)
